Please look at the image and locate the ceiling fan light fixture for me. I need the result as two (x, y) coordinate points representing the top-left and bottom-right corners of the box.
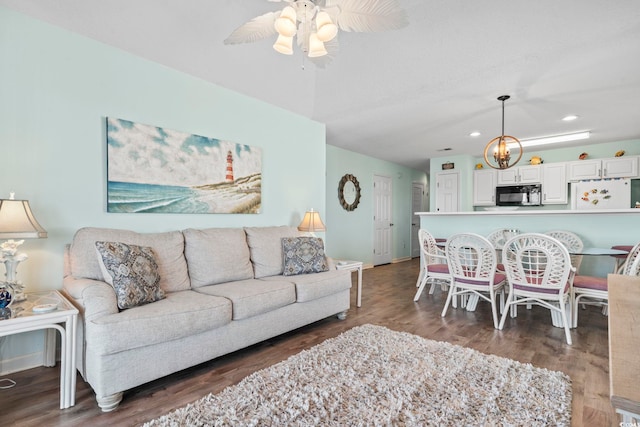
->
(275, 6), (297, 37)
(273, 34), (294, 55)
(308, 33), (328, 57)
(315, 11), (338, 42)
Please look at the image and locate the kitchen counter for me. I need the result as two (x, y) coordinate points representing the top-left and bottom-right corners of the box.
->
(416, 209), (640, 277)
(416, 209), (640, 216)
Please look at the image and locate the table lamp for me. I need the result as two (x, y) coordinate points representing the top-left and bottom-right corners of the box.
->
(297, 209), (326, 237)
(0, 193), (48, 302)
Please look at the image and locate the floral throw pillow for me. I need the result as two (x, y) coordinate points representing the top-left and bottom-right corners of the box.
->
(282, 237), (329, 276)
(95, 241), (165, 310)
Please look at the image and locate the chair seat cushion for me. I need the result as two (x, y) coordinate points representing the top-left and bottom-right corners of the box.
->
(513, 277), (570, 294)
(573, 275), (608, 291)
(427, 264), (449, 274)
(610, 245), (633, 260)
(457, 272), (505, 286)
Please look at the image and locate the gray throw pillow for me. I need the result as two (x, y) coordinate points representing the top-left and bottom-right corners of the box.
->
(282, 237), (329, 276)
(95, 241), (165, 309)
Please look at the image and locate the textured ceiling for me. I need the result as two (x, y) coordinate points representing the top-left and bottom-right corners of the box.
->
(2, 0), (639, 170)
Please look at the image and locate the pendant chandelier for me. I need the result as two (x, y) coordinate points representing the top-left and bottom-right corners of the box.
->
(483, 95), (523, 170)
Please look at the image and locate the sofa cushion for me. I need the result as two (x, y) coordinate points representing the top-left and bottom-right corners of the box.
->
(194, 279), (296, 320)
(88, 290), (232, 355)
(70, 227), (190, 292)
(183, 228), (254, 288)
(261, 270), (352, 303)
(95, 241), (165, 309)
(282, 237), (329, 276)
(244, 226), (300, 278)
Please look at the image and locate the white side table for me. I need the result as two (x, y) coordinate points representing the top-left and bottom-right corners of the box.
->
(336, 260), (363, 307)
(0, 290), (79, 409)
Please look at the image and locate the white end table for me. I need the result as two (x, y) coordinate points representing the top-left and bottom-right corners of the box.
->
(336, 260), (363, 307)
(0, 290), (79, 409)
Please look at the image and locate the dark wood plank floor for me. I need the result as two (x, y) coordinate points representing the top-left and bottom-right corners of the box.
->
(3, 258), (613, 426)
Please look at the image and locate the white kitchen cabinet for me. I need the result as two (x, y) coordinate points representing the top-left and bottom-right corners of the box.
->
(602, 156), (638, 178)
(473, 169), (497, 206)
(497, 164), (541, 185)
(568, 156), (639, 181)
(541, 162), (568, 204)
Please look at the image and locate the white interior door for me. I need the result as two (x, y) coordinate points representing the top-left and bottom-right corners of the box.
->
(411, 182), (424, 258)
(373, 174), (393, 265)
(435, 172), (460, 212)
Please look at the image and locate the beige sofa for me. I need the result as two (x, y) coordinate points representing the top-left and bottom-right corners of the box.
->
(62, 225), (351, 411)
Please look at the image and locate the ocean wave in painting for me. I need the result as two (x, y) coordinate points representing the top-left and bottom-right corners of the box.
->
(108, 177), (261, 214)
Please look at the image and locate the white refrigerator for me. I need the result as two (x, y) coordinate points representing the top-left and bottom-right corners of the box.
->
(571, 178), (631, 210)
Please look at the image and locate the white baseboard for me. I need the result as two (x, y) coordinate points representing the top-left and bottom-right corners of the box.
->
(392, 257), (412, 264)
(0, 351), (46, 375)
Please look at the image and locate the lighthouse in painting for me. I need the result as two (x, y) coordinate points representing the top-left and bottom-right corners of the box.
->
(225, 151), (234, 183)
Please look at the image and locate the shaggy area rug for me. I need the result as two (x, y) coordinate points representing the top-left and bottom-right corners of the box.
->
(143, 324), (571, 426)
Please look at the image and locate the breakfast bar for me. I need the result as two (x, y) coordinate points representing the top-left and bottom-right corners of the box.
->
(417, 209), (640, 277)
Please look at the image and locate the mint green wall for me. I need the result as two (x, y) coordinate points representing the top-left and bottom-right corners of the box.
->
(0, 6), (329, 369)
(0, 7), (326, 294)
(430, 139), (640, 211)
(325, 145), (428, 266)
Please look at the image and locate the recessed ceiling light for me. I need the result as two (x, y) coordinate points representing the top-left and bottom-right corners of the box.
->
(562, 115), (579, 121)
(469, 131), (481, 137)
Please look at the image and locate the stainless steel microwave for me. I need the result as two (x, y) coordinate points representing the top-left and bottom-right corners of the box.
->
(495, 184), (542, 206)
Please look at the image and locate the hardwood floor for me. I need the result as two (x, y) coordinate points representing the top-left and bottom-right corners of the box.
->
(4, 259), (614, 426)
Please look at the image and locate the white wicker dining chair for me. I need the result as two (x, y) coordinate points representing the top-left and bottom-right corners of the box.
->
(544, 230), (584, 273)
(621, 242), (640, 276)
(414, 229), (451, 301)
(572, 242), (640, 327)
(441, 233), (506, 328)
(486, 229), (520, 272)
(499, 233), (576, 345)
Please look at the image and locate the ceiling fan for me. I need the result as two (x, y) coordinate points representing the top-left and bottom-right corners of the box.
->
(224, 0), (408, 65)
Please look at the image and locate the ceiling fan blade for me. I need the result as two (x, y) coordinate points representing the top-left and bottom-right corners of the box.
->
(330, 0), (408, 32)
(223, 11), (279, 45)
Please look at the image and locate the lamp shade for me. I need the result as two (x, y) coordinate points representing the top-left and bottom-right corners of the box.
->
(0, 198), (48, 239)
(298, 209), (326, 233)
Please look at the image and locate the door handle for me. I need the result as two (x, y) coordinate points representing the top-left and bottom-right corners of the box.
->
(390, 223), (394, 226)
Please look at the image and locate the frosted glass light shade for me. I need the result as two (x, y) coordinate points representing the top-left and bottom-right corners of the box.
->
(308, 33), (328, 57)
(275, 6), (297, 37)
(316, 11), (338, 42)
(273, 34), (294, 55)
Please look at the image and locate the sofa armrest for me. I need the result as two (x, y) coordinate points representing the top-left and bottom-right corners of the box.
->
(326, 256), (337, 270)
(63, 276), (118, 321)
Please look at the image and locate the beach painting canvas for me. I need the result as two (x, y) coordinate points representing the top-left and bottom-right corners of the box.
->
(106, 118), (262, 214)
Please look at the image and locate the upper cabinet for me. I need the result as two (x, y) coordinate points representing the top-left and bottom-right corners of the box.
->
(567, 156), (639, 181)
(473, 169), (497, 206)
(541, 163), (568, 204)
(497, 165), (542, 185)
